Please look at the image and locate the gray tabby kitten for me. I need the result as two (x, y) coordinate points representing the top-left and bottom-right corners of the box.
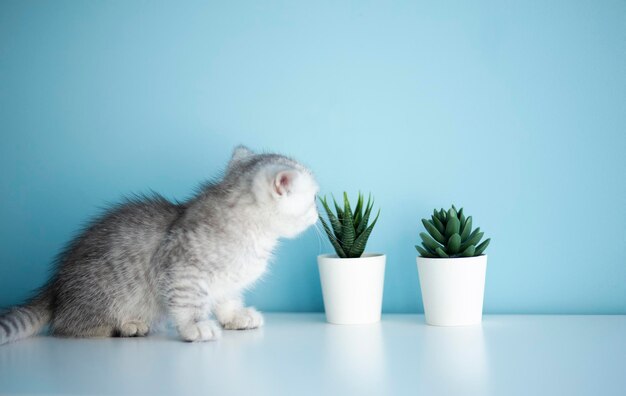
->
(0, 146), (319, 344)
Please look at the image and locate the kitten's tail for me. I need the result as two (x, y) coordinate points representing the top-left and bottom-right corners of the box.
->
(0, 289), (52, 346)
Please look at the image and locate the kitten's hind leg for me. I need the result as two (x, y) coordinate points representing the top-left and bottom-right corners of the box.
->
(52, 324), (116, 338)
(51, 308), (116, 338)
(117, 321), (150, 337)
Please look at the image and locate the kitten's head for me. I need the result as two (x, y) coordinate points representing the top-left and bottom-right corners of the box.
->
(226, 145), (319, 238)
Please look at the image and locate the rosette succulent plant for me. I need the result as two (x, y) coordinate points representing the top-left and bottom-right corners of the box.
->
(416, 205), (490, 258)
(319, 192), (380, 258)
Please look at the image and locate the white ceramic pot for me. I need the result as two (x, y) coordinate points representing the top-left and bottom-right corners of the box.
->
(318, 253), (386, 325)
(417, 255), (487, 326)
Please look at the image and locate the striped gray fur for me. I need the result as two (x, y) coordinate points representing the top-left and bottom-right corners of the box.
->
(0, 293), (51, 344)
(1, 146), (318, 344)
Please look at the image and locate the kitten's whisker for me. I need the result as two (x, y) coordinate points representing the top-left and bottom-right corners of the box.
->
(313, 222), (323, 255)
(317, 222), (343, 247)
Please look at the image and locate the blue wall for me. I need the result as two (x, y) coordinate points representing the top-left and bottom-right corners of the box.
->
(1, 0), (624, 314)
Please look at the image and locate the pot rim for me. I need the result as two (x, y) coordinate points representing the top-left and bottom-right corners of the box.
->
(318, 252), (385, 260)
(417, 254), (487, 260)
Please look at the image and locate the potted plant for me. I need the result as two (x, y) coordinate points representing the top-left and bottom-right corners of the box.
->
(318, 192), (384, 324)
(415, 205), (491, 326)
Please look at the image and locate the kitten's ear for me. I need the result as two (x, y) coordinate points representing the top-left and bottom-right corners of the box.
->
(229, 145), (254, 166)
(273, 170), (298, 197)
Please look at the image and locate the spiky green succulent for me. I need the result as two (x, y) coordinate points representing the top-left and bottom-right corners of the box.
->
(319, 192), (380, 258)
(416, 205), (490, 258)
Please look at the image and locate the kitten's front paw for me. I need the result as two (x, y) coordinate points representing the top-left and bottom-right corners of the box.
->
(221, 307), (264, 330)
(179, 320), (221, 342)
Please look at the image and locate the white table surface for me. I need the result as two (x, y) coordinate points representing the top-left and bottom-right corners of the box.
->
(0, 314), (624, 396)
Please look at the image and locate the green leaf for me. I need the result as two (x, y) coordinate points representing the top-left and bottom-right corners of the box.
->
(447, 233), (462, 255)
(460, 216), (472, 241)
(451, 204), (458, 212)
(440, 209), (446, 221)
(431, 216), (446, 235)
(431, 214), (445, 235)
(422, 219), (446, 244)
(331, 194), (343, 225)
(353, 192), (364, 231)
(448, 207), (457, 221)
(356, 194), (373, 235)
(349, 210), (379, 257)
(459, 245), (476, 257)
(460, 229), (483, 251)
(416, 245), (436, 258)
(445, 215), (461, 237)
(421, 243), (437, 256)
(474, 238), (490, 255)
(420, 232), (444, 252)
(319, 197), (342, 237)
(434, 209), (444, 223)
(343, 192), (354, 218)
(341, 192), (355, 251)
(319, 216), (347, 258)
(435, 247), (449, 258)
